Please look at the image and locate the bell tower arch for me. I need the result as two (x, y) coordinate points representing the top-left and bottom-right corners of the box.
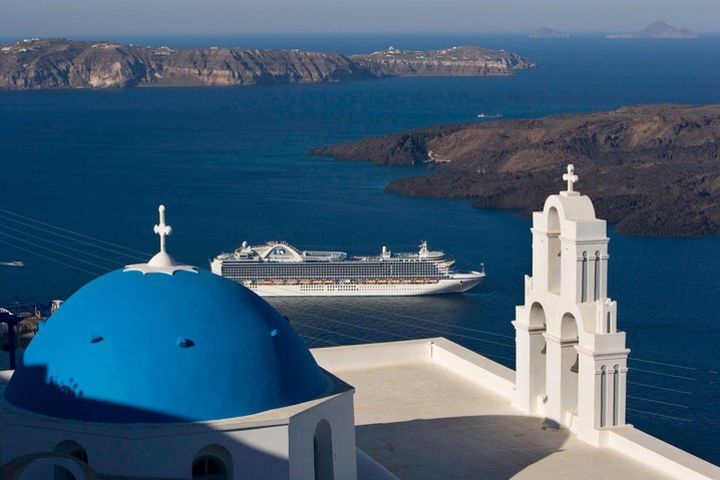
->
(512, 164), (630, 446)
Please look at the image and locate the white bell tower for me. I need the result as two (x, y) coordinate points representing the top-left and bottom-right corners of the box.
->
(512, 164), (630, 446)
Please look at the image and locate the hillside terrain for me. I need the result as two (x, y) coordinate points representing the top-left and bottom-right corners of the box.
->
(310, 104), (720, 236)
(351, 45), (534, 77)
(0, 39), (533, 89)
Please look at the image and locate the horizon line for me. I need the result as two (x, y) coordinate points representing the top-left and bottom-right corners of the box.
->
(2, 30), (720, 41)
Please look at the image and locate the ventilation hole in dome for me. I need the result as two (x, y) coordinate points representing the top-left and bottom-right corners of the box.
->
(90, 335), (104, 344)
(177, 338), (195, 348)
(270, 328), (279, 338)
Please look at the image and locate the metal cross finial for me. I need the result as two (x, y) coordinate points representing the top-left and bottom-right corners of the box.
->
(562, 164), (579, 193)
(124, 204), (197, 274)
(153, 205), (172, 254)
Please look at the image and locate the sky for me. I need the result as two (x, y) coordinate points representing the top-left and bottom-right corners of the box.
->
(2, 0), (719, 38)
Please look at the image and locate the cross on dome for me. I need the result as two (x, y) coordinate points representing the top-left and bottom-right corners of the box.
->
(562, 164), (579, 195)
(154, 205), (172, 255)
(124, 205), (197, 276)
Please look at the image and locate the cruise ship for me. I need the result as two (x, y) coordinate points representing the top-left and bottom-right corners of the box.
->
(210, 241), (485, 297)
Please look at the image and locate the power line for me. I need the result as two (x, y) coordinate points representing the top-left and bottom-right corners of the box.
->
(0, 237), (102, 277)
(627, 408), (692, 423)
(349, 302), (515, 340)
(292, 320), (378, 345)
(0, 231), (113, 273)
(0, 223), (126, 268)
(293, 310), (518, 364)
(300, 333), (340, 347)
(632, 357), (697, 372)
(0, 212), (148, 262)
(294, 311), (410, 341)
(0, 208), (150, 258)
(628, 381), (692, 396)
(627, 395), (689, 410)
(318, 303), (516, 349)
(631, 367), (696, 382)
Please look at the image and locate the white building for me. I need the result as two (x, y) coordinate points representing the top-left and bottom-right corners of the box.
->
(1, 167), (719, 480)
(0, 207), (361, 480)
(512, 164), (629, 445)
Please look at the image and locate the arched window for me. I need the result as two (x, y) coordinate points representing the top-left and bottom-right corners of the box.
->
(613, 365), (620, 426)
(192, 457), (226, 479)
(53, 466), (79, 480)
(547, 208), (562, 294)
(560, 313), (580, 418)
(529, 303), (548, 410)
(606, 312), (612, 333)
(192, 445), (232, 480)
(314, 419), (334, 480)
(54, 440), (88, 480)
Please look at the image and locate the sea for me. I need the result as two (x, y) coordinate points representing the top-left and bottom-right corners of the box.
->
(0, 33), (719, 464)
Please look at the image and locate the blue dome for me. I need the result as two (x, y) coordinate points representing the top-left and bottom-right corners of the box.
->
(5, 268), (330, 423)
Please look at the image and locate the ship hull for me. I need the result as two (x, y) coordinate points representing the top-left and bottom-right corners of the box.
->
(241, 275), (484, 297)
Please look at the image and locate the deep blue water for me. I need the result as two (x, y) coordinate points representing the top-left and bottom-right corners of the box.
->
(0, 34), (719, 464)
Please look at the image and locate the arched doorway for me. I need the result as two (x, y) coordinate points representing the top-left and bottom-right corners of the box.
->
(559, 313), (580, 421)
(528, 303), (547, 413)
(53, 465), (77, 480)
(192, 445), (232, 480)
(547, 207), (562, 294)
(314, 419), (334, 480)
(18, 456), (90, 480)
(54, 441), (88, 480)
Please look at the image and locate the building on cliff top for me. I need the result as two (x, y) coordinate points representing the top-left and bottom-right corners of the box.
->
(1, 167), (719, 480)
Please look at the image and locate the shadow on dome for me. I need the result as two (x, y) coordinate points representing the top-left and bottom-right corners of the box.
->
(5, 364), (193, 423)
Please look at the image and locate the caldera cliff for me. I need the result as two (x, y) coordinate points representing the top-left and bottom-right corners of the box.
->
(0, 39), (534, 90)
(310, 104), (720, 237)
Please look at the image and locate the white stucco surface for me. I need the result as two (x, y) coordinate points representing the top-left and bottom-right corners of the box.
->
(313, 339), (715, 480)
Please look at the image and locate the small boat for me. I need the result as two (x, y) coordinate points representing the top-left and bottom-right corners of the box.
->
(0, 261), (24, 268)
(477, 113), (503, 119)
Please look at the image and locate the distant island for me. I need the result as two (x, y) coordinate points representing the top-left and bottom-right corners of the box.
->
(310, 104), (720, 237)
(606, 21), (698, 39)
(0, 40), (535, 90)
(529, 27), (570, 39)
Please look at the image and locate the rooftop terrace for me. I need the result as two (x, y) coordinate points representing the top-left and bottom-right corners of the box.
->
(313, 338), (717, 480)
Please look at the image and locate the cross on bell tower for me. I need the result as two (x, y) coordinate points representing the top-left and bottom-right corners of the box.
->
(562, 164), (579, 196)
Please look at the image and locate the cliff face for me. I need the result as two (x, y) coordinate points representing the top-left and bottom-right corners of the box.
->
(351, 45), (535, 77)
(0, 39), (372, 89)
(0, 40), (534, 90)
(310, 105), (720, 237)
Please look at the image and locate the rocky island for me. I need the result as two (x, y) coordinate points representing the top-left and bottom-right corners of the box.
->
(0, 39), (534, 89)
(310, 104), (720, 237)
(606, 21), (698, 39)
(529, 27), (570, 39)
(352, 45), (534, 77)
